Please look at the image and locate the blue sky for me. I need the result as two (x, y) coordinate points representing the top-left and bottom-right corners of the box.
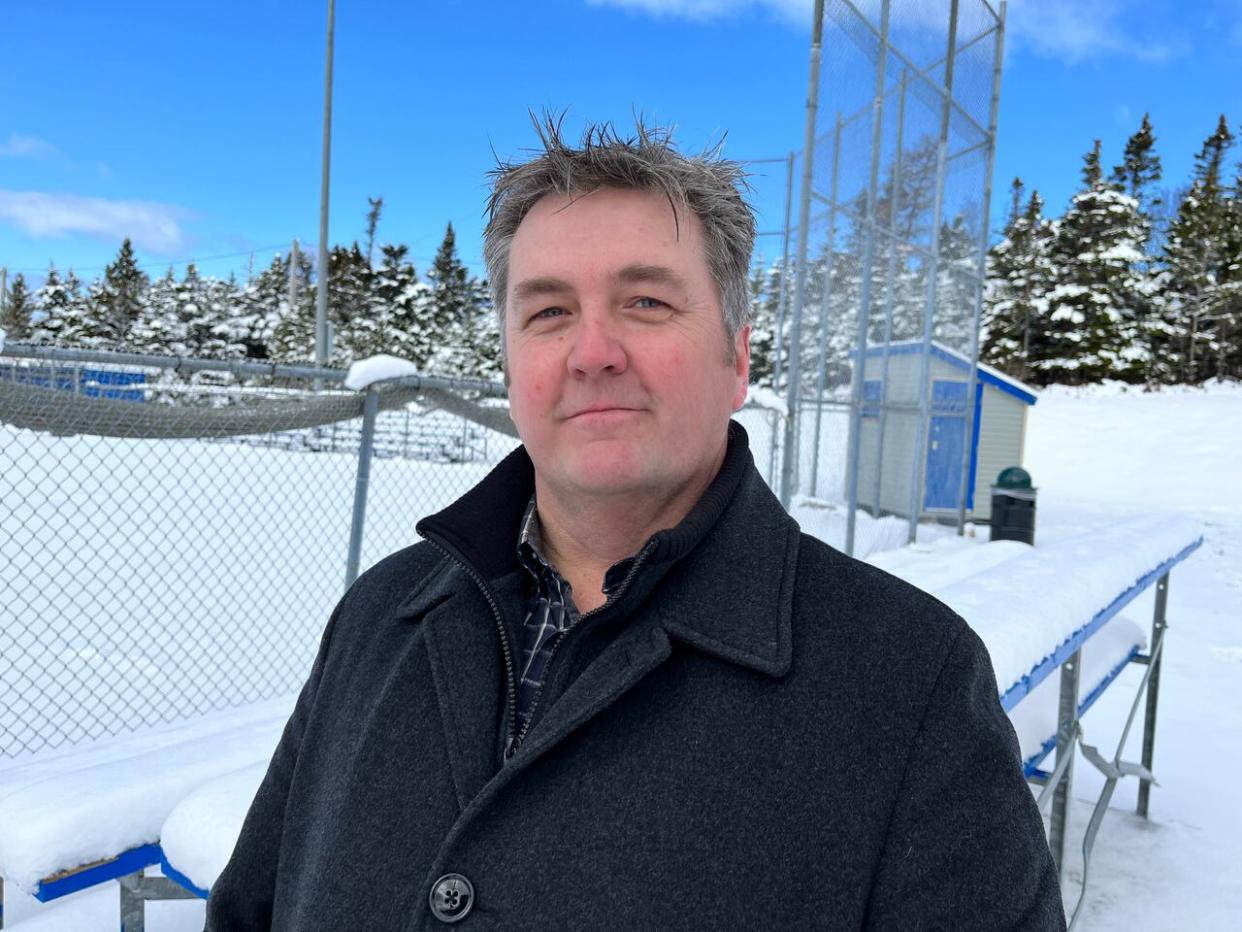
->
(2, 0), (1239, 287)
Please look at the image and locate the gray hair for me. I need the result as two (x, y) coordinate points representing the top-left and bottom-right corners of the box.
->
(483, 115), (756, 359)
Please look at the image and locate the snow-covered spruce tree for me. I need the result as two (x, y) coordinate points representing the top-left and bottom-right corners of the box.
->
(235, 254), (293, 360)
(426, 223), (475, 374)
(455, 277), (502, 381)
(84, 238), (149, 349)
(329, 242), (375, 365)
(746, 257), (777, 389)
(982, 181), (1057, 381)
(931, 214), (983, 353)
(271, 249), (319, 362)
(1, 272), (34, 340)
(375, 242), (442, 369)
(1220, 152), (1242, 379)
(1039, 141), (1149, 385)
(1108, 115), (1168, 384)
(1159, 116), (1237, 383)
(31, 267), (86, 345)
(203, 273), (245, 361)
(132, 266), (179, 354)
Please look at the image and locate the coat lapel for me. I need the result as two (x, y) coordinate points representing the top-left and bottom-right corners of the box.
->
(401, 560), (521, 811)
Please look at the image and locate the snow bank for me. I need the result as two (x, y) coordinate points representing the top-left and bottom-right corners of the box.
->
(1025, 380), (1242, 510)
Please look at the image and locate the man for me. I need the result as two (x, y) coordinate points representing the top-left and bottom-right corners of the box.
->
(208, 121), (1064, 930)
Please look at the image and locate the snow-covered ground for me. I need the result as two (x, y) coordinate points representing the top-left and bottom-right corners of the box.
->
(1021, 381), (1242, 929)
(2, 380), (1239, 929)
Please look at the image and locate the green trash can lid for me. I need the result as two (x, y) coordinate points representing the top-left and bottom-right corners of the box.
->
(995, 466), (1033, 490)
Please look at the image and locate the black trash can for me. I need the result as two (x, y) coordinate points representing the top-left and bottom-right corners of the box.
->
(990, 466), (1036, 545)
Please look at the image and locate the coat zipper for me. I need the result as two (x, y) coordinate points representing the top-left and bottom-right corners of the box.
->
(509, 539), (658, 758)
(425, 539), (521, 764)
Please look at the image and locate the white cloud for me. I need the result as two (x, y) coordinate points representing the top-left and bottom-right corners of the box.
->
(587, 0), (807, 24)
(1004, 0), (1180, 63)
(0, 190), (193, 254)
(588, 0), (1183, 62)
(0, 134), (60, 159)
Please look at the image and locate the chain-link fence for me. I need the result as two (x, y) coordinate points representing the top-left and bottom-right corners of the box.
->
(0, 345), (517, 759)
(780, 0), (1005, 553)
(0, 344), (788, 760)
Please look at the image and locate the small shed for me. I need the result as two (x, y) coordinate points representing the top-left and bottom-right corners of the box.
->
(855, 341), (1036, 523)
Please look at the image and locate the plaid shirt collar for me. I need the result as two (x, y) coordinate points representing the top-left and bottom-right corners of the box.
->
(516, 497), (638, 603)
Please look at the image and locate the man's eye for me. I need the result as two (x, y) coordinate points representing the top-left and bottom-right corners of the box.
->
(633, 297), (666, 309)
(532, 307), (565, 321)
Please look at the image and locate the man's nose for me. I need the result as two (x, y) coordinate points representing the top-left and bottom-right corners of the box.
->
(567, 311), (628, 376)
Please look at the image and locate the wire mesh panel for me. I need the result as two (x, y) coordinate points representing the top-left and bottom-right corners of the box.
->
(0, 347), (515, 758)
(784, 0), (1004, 550)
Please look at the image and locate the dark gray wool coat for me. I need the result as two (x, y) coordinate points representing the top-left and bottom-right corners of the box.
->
(207, 423), (1065, 931)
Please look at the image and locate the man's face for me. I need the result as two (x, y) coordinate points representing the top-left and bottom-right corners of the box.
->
(504, 186), (750, 506)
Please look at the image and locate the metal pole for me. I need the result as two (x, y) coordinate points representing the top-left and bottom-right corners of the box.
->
(905, 0), (961, 539)
(315, 0), (336, 370)
(1050, 648), (1081, 879)
(955, 0), (1007, 534)
(1138, 572), (1170, 817)
(0, 268), (7, 323)
(809, 115), (844, 498)
(345, 387), (380, 590)
(779, 0), (826, 509)
(873, 71), (909, 516)
(772, 151), (796, 395)
(843, 0), (893, 557)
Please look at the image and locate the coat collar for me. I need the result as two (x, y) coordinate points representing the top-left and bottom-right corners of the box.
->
(411, 421), (798, 679)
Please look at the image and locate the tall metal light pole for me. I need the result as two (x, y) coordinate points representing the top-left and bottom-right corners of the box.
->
(779, 0), (826, 509)
(315, 0), (336, 370)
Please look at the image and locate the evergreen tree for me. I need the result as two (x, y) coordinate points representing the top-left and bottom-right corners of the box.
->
(86, 238), (149, 349)
(238, 254), (294, 360)
(1219, 155), (1242, 379)
(1108, 116), (1166, 383)
(426, 223), (475, 373)
(931, 214), (983, 353)
(328, 243), (374, 364)
(747, 257), (778, 388)
(364, 197), (384, 266)
(462, 276), (502, 380)
(32, 267), (86, 345)
(1, 272), (34, 340)
(1111, 113), (1163, 210)
(1039, 142), (1148, 384)
(132, 267), (179, 353)
(374, 243), (435, 366)
(1159, 116), (1237, 382)
(271, 249), (318, 362)
(982, 183), (1056, 381)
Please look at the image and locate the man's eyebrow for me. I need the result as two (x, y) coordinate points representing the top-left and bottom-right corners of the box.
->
(616, 264), (688, 291)
(511, 276), (573, 302)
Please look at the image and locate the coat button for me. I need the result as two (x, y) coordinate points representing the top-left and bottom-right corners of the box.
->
(429, 873), (474, 923)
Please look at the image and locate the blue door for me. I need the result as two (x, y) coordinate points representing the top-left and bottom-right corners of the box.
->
(923, 381), (967, 510)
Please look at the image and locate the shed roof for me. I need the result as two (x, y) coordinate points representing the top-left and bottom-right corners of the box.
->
(862, 341), (1037, 405)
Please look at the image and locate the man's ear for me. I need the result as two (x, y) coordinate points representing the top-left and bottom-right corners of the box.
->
(731, 324), (751, 412)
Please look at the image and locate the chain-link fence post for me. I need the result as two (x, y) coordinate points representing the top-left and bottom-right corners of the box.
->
(344, 386), (381, 591)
